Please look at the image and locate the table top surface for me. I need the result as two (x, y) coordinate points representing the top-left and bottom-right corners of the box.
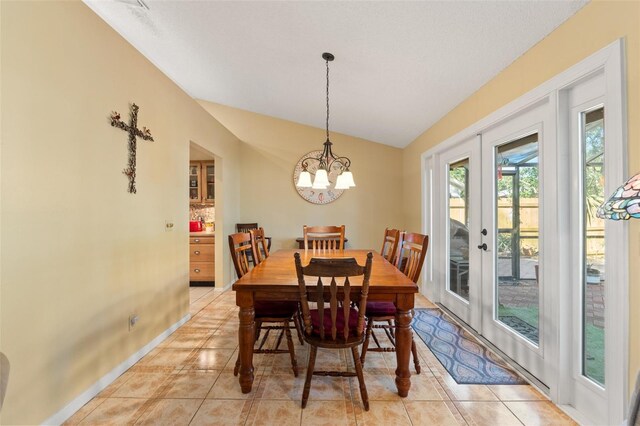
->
(232, 249), (418, 293)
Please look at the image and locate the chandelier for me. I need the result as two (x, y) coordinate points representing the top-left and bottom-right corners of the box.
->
(295, 52), (356, 190)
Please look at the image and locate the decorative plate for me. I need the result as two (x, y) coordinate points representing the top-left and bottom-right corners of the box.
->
(293, 150), (345, 204)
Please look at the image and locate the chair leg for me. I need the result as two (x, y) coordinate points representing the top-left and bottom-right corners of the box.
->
(370, 328), (383, 349)
(360, 317), (374, 364)
(284, 320), (298, 377)
(255, 320), (263, 342)
(293, 313), (304, 345)
(411, 335), (421, 374)
(274, 327), (285, 350)
(302, 345), (317, 409)
(351, 346), (369, 411)
(382, 325), (395, 345)
(387, 319), (395, 338)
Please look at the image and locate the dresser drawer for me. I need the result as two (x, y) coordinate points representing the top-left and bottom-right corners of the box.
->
(190, 243), (214, 262)
(189, 261), (215, 281)
(190, 236), (214, 245)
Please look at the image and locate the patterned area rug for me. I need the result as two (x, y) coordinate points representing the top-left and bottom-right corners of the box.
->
(412, 308), (527, 384)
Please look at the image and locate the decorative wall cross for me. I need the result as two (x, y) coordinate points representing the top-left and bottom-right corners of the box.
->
(110, 103), (154, 194)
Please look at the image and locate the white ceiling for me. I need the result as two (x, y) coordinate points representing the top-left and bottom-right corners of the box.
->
(85, 0), (587, 148)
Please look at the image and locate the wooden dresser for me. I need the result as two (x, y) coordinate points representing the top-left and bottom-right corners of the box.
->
(189, 233), (215, 283)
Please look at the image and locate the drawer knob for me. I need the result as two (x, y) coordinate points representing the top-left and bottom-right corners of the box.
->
(194, 250), (200, 255)
(194, 239), (200, 243)
(194, 268), (200, 273)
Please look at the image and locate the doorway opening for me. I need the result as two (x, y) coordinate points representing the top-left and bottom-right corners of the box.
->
(189, 142), (217, 287)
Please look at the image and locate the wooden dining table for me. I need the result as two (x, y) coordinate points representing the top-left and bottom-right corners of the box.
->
(232, 249), (419, 396)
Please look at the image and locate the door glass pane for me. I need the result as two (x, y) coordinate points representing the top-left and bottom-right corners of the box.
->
(449, 158), (470, 300)
(495, 134), (540, 345)
(582, 107), (605, 386)
(189, 164), (200, 201)
(205, 164), (215, 201)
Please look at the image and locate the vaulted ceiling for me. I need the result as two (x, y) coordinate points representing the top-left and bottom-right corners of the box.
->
(86, 0), (587, 148)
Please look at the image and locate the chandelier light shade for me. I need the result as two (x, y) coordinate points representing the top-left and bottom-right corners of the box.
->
(296, 170), (313, 188)
(335, 173), (348, 190)
(295, 52), (356, 190)
(597, 171), (640, 220)
(295, 170), (313, 188)
(312, 169), (330, 189)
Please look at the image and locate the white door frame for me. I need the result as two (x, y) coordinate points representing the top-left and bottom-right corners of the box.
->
(420, 39), (628, 425)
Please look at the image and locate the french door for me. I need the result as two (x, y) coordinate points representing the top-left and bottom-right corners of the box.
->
(436, 99), (553, 385)
(426, 40), (626, 424)
(479, 100), (552, 384)
(439, 135), (482, 330)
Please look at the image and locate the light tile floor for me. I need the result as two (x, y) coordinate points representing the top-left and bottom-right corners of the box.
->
(65, 286), (576, 425)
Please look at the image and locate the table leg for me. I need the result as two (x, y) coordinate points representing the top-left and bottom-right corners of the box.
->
(237, 293), (255, 393)
(395, 294), (414, 397)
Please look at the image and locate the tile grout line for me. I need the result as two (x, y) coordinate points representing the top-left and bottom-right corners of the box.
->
(501, 400), (527, 426)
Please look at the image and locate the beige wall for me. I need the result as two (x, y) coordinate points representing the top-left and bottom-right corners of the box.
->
(0, 1), (242, 424)
(199, 102), (404, 251)
(2, 0), (638, 423)
(401, 0), (640, 391)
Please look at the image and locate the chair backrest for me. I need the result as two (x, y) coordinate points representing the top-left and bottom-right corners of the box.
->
(228, 232), (254, 278)
(294, 252), (372, 341)
(396, 232), (429, 283)
(250, 227), (269, 264)
(236, 223), (259, 233)
(380, 228), (401, 264)
(303, 225), (345, 250)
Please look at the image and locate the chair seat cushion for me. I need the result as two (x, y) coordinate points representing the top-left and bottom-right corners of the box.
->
(310, 308), (360, 337)
(365, 301), (397, 316)
(254, 301), (298, 318)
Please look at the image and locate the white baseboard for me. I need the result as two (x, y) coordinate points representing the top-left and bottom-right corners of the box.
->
(43, 314), (191, 425)
(222, 280), (234, 291)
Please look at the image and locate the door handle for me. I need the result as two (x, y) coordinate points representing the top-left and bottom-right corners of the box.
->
(477, 243), (487, 251)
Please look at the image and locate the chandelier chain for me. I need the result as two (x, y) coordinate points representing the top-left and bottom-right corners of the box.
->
(326, 57), (330, 141)
(294, 52), (354, 190)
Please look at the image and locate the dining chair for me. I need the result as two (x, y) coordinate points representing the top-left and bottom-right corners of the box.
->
(236, 223), (258, 233)
(396, 232), (429, 282)
(229, 232), (299, 377)
(250, 227), (304, 345)
(237, 222), (271, 250)
(380, 228), (401, 264)
(250, 227), (269, 264)
(229, 232), (257, 275)
(360, 231), (429, 374)
(294, 252), (373, 411)
(303, 225), (345, 250)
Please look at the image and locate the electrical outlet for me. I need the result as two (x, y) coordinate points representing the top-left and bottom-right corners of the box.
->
(165, 221), (174, 232)
(129, 314), (139, 331)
